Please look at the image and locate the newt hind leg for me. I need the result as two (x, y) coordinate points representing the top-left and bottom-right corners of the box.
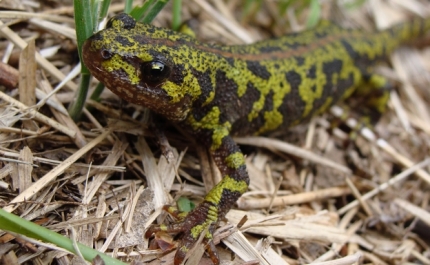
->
(332, 72), (392, 135)
(352, 73), (392, 125)
(145, 201), (220, 264)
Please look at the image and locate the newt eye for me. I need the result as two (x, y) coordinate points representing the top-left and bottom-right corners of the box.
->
(141, 61), (171, 84)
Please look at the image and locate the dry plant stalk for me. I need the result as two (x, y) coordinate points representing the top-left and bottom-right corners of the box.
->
(0, 1), (430, 265)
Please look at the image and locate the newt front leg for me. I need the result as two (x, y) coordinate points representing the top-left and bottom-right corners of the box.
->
(146, 123), (248, 264)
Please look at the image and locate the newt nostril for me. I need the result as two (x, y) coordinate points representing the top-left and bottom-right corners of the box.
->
(100, 49), (113, 59)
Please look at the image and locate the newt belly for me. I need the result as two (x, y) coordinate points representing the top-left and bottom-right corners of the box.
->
(82, 13), (430, 264)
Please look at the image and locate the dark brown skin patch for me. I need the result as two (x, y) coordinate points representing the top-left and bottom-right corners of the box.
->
(193, 68), (214, 105)
(246, 60), (271, 79)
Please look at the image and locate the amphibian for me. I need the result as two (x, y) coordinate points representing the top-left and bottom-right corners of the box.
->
(83, 13), (430, 264)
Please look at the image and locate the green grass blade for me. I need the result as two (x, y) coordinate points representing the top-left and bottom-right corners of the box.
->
(124, 0), (134, 13)
(99, 0), (112, 22)
(74, 0), (93, 75)
(306, 0), (321, 28)
(171, 0), (182, 31)
(70, 0), (96, 120)
(142, 0), (170, 24)
(0, 209), (127, 265)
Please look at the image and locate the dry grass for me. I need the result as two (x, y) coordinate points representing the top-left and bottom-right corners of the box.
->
(1, 0), (430, 264)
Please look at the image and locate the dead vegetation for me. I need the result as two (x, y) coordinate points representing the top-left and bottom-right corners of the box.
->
(1, 0), (430, 264)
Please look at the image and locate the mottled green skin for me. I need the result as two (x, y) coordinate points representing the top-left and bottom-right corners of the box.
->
(82, 13), (430, 264)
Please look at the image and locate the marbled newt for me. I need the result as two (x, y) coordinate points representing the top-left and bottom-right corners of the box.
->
(82, 13), (430, 264)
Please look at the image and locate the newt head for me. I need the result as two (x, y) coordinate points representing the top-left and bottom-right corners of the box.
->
(82, 13), (207, 122)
